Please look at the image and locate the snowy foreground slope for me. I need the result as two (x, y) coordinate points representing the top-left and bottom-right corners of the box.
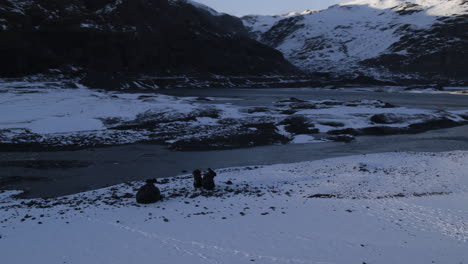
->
(242, 0), (468, 79)
(1, 151), (467, 263)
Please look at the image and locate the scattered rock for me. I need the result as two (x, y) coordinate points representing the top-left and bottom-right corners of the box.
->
(280, 116), (319, 134)
(307, 194), (338, 199)
(360, 126), (403, 135)
(280, 109), (298, 115)
(278, 97), (307, 103)
(408, 118), (462, 133)
(327, 128), (359, 136)
(370, 113), (406, 124)
(245, 107), (270, 114)
(170, 123), (290, 151)
(195, 97), (212, 101)
(319, 121), (345, 127)
(289, 102), (317, 110)
(327, 135), (355, 143)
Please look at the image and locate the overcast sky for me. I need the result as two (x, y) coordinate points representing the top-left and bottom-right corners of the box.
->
(195, 0), (344, 16)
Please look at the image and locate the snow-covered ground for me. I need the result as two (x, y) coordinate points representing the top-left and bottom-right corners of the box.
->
(0, 80), (200, 134)
(1, 79), (467, 150)
(1, 151), (467, 263)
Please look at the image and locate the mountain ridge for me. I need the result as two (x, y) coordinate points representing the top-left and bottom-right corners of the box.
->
(0, 0), (296, 78)
(242, 0), (468, 81)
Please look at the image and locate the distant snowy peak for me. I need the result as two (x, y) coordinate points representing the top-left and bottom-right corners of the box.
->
(281, 9), (320, 17)
(339, 0), (468, 16)
(424, 0), (468, 16)
(340, 0), (408, 9)
(241, 0), (468, 80)
(242, 9), (318, 41)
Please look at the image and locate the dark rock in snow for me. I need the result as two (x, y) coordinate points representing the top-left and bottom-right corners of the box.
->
(245, 107), (270, 114)
(307, 194), (338, 199)
(280, 116), (319, 134)
(370, 114), (406, 124)
(407, 118), (462, 133)
(327, 128), (360, 136)
(289, 102), (317, 110)
(169, 123), (290, 151)
(319, 121), (345, 127)
(280, 109), (298, 115)
(359, 126), (404, 135)
(327, 135), (355, 143)
(278, 97), (307, 103)
(195, 97), (212, 101)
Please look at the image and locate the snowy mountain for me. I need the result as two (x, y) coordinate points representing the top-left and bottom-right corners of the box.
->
(242, 0), (468, 81)
(0, 0), (295, 77)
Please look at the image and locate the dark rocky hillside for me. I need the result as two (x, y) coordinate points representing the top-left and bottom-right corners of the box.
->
(363, 14), (468, 80)
(0, 0), (296, 77)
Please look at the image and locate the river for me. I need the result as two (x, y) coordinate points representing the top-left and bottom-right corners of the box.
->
(1, 88), (467, 198)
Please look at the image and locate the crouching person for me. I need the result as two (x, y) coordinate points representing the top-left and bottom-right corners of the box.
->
(202, 168), (217, 190)
(193, 169), (203, 189)
(136, 179), (162, 204)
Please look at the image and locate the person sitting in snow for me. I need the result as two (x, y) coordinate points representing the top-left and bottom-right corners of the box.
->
(192, 169), (203, 189)
(136, 179), (162, 204)
(202, 168), (217, 190)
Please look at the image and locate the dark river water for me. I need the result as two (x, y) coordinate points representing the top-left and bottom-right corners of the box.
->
(1, 88), (468, 198)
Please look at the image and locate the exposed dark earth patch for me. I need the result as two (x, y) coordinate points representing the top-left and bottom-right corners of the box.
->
(328, 117), (467, 137)
(170, 123), (290, 151)
(280, 116), (319, 134)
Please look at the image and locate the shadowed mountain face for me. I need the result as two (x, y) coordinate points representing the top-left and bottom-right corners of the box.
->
(0, 0), (296, 77)
(363, 14), (468, 80)
(242, 0), (468, 81)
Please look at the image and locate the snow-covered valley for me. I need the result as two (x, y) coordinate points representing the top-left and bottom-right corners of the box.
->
(1, 1), (468, 262)
(1, 79), (468, 151)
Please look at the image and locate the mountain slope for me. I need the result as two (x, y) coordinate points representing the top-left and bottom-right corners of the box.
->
(0, 0), (296, 77)
(242, 0), (468, 81)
